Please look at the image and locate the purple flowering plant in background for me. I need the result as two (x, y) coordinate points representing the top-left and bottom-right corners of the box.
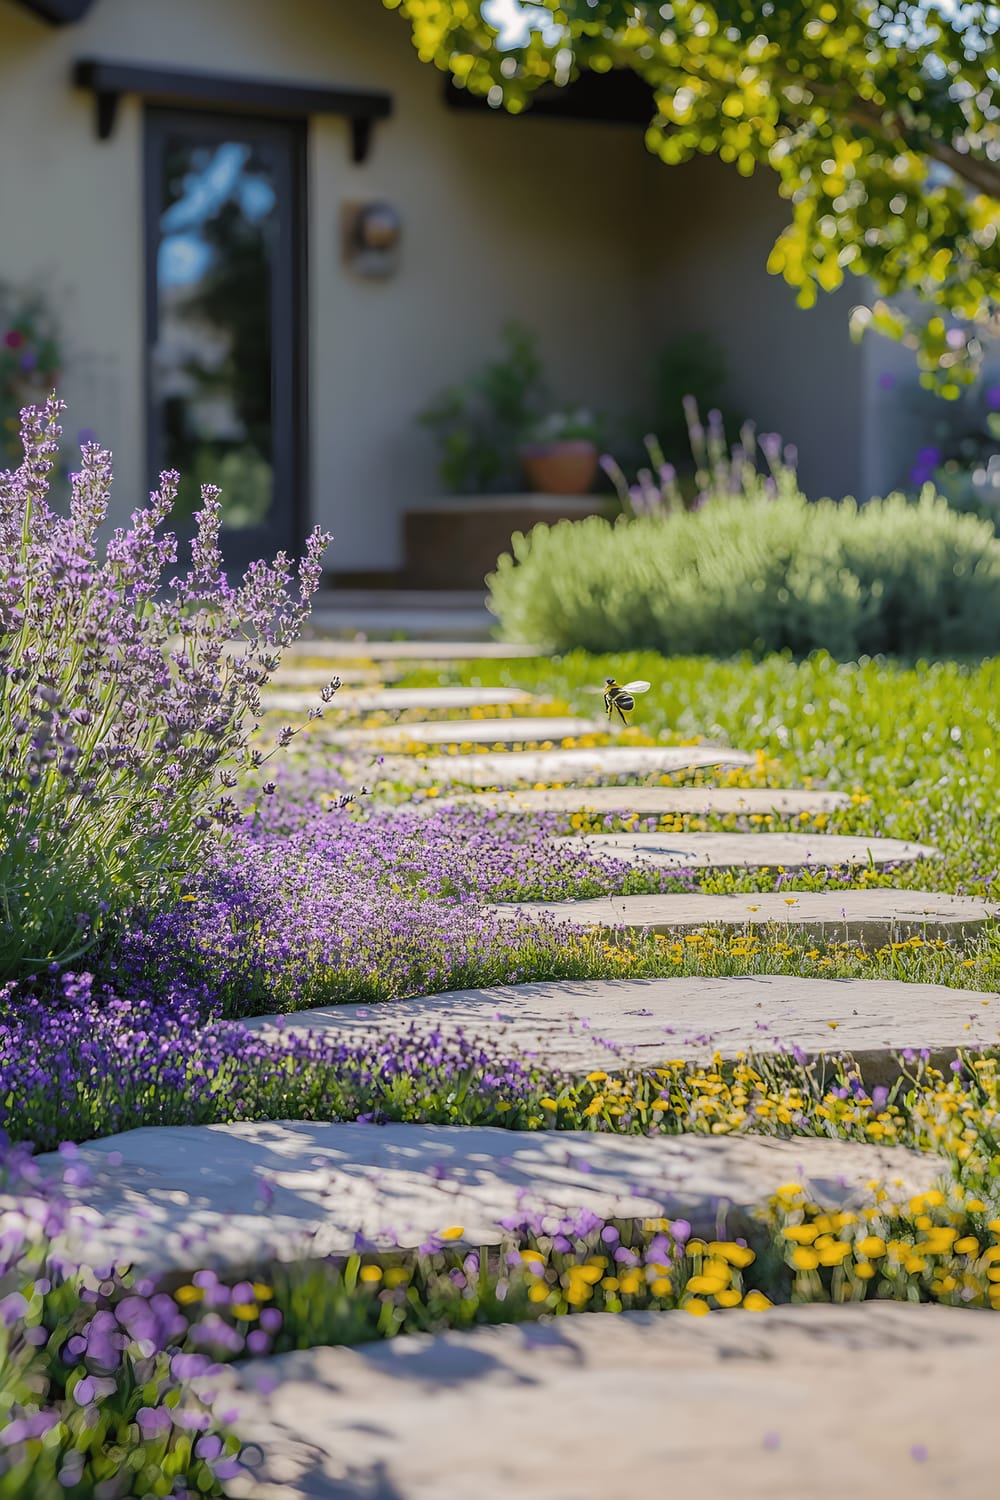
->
(906, 370), (1000, 492)
(601, 397), (800, 517)
(0, 398), (331, 978)
(0, 284), (61, 466)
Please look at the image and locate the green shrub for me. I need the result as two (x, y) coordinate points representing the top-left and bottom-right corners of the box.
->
(486, 487), (1000, 659)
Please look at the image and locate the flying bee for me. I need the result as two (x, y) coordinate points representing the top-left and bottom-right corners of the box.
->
(601, 677), (651, 726)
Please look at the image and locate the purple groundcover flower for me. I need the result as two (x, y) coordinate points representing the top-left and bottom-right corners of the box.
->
(0, 958), (554, 1150)
(0, 1145), (243, 1487)
(95, 797), (695, 1018)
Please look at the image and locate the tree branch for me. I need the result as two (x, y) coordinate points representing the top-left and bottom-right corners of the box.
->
(794, 82), (1000, 201)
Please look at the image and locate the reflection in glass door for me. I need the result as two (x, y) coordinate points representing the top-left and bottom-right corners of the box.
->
(144, 109), (305, 578)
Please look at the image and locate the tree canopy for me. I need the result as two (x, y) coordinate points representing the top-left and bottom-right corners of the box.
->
(384, 0), (1000, 392)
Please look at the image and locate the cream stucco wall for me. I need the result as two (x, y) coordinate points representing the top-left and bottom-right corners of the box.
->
(640, 151), (873, 502)
(0, 0), (658, 569)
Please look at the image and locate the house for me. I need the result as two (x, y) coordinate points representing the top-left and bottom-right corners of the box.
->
(1, 0), (914, 589)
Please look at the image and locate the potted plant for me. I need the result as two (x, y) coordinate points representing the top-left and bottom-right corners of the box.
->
(518, 408), (603, 495)
(418, 324), (606, 497)
(418, 322), (546, 494)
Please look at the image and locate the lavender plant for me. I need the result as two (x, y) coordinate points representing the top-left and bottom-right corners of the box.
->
(0, 399), (331, 978)
(601, 397), (800, 516)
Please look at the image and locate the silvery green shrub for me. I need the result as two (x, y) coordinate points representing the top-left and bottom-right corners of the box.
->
(487, 488), (1000, 659)
(0, 399), (331, 978)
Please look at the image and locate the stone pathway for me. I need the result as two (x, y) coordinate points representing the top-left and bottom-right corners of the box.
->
(30, 1121), (936, 1278)
(243, 975), (999, 1085)
(40, 636), (1000, 1493)
(558, 830), (936, 870)
(220, 1304), (1000, 1500)
(441, 786), (853, 816)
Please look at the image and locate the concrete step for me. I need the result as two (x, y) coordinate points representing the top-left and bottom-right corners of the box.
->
(277, 639), (545, 660)
(304, 591), (495, 641)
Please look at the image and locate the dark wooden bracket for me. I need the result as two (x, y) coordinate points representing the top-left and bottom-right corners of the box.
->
(350, 116), (374, 167)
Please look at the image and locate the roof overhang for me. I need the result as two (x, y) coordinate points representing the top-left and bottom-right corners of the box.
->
(443, 70), (656, 126)
(14, 0), (97, 23)
(73, 58), (393, 162)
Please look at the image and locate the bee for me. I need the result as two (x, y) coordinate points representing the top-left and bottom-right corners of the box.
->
(601, 677), (651, 726)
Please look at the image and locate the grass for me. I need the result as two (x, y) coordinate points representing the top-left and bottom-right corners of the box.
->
(388, 650), (1000, 898)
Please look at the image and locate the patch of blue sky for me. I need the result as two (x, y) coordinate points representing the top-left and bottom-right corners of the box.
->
(481, 0), (563, 49)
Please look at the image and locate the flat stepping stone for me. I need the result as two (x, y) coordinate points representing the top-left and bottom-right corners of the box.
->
(279, 640), (545, 660)
(244, 975), (1000, 1086)
(26, 1122), (935, 1278)
(386, 745), (755, 786)
(339, 715), (607, 748)
(441, 786), (853, 816)
(260, 686), (534, 714)
(493, 888), (997, 946)
(263, 665), (386, 687)
(221, 1303), (1000, 1499)
(563, 831), (936, 870)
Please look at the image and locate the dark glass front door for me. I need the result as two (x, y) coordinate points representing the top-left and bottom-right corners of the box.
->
(144, 109), (305, 578)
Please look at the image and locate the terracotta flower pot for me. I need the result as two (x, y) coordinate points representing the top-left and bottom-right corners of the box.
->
(518, 439), (599, 496)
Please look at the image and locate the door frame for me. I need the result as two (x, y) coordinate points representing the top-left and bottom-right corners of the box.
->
(142, 105), (309, 572)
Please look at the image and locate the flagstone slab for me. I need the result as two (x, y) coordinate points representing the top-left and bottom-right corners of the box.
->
(264, 666), (387, 687)
(563, 831), (936, 870)
(385, 745), (756, 787)
(279, 640), (545, 660)
(440, 786), (853, 816)
(260, 686), (536, 714)
(28, 1122), (936, 1278)
(243, 976), (1000, 1084)
(338, 716), (608, 748)
(493, 888), (996, 946)
(220, 1303), (1000, 1500)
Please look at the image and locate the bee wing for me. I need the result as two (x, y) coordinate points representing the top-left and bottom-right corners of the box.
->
(583, 686), (607, 695)
(621, 681), (651, 694)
